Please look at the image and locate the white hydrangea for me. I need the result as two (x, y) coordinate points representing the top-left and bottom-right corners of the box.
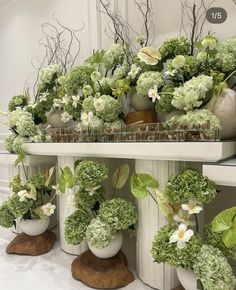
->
(39, 64), (61, 84)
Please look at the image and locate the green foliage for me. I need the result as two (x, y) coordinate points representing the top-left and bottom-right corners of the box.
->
(9, 175), (24, 193)
(86, 217), (118, 249)
(136, 71), (164, 96)
(74, 160), (108, 188)
(99, 198), (137, 231)
(64, 210), (91, 245)
(193, 245), (236, 290)
(205, 223), (236, 259)
(7, 194), (33, 218)
(151, 224), (202, 270)
(59, 167), (75, 193)
(112, 164), (130, 190)
(164, 168), (217, 205)
(0, 202), (15, 228)
(211, 207), (236, 247)
(131, 173), (159, 198)
(8, 95), (28, 112)
(29, 174), (46, 190)
(159, 37), (191, 59)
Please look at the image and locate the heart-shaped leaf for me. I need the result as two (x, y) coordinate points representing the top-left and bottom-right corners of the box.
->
(45, 166), (55, 187)
(59, 167), (74, 193)
(112, 164), (130, 190)
(131, 173), (159, 199)
(222, 225), (236, 247)
(212, 207), (236, 232)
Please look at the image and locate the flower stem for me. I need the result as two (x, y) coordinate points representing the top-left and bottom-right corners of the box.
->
(147, 189), (159, 206)
(224, 69), (236, 83)
(194, 214), (199, 233)
(21, 161), (28, 181)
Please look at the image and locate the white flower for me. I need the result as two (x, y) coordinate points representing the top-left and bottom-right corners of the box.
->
(173, 209), (195, 226)
(93, 98), (106, 111)
(137, 47), (161, 65)
(53, 98), (63, 109)
(61, 112), (73, 123)
(181, 200), (203, 215)
(72, 95), (81, 108)
(128, 64), (141, 79)
(39, 93), (48, 103)
(62, 95), (71, 106)
(81, 111), (94, 126)
(148, 85), (161, 102)
(17, 190), (31, 202)
(41, 203), (56, 216)
(164, 69), (178, 78)
(169, 223), (194, 249)
(85, 185), (101, 196)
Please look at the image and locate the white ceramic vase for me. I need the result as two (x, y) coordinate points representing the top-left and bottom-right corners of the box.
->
(205, 88), (236, 139)
(20, 216), (50, 236)
(177, 268), (198, 290)
(130, 89), (154, 111)
(88, 232), (123, 259)
(47, 110), (72, 128)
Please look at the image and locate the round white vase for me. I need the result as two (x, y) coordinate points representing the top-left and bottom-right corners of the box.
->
(205, 88), (236, 139)
(177, 268), (198, 290)
(47, 110), (72, 128)
(130, 89), (154, 111)
(20, 216), (50, 236)
(88, 232), (123, 259)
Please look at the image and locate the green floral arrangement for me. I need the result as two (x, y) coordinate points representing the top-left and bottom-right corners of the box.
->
(193, 245), (236, 290)
(99, 198), (137, 231)
(8, 95), (28, 112)
(164, 168), (217, 205)
(102, 43), (124, 70)
(86, 217), (118, 248)
(155, 85), (175, 113)
(136, 71), (164, 96)
(159, 37), (191, 59)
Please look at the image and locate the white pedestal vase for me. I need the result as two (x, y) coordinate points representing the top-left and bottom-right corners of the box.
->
(130, 88), (154, 111)
(177, 268), (198, 290)
(20, 216), (50, 236)
(135, 160), (185, 290)
(57, 156), (88, 255)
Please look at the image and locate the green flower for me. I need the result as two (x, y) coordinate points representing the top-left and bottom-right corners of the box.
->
(29, 174), (46, 190)
(201, 36), (218, 50)
(39, 64), (61, 84)
(12, 136), (24, 154)
(91, 71), (102, 82)
(164, 168), (217, 205)
(8, 194), (33, 218)
(113, 65), (129, 80)
(155, 86), (175, 114)
(172, 55), (186, 69)
(10, 175), (24, 193)
(136, 71), (164, 96)
(197, 51), (207, 63)
(86, 217), (118, 249)
(94, 77), (116, 95)
(193, 245), (236, 290)
(74, 160), (108, 188)
(74, 187), (105, 211)
(151, 224), (202, 270)
(103, 43), (124, 70)
(4, 134), (17, 153)
(8, 95), (28, 112)
(159, 37), (191, 59)
(99, 198), (137, 231)
(64, 210), (91, 245)
(0, 202), (15, 228)
(82, 85), (93, 96)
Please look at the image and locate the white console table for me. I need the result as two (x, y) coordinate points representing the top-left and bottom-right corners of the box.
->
(22, 141), (236, 290)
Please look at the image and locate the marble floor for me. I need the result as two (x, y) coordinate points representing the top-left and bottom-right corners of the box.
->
(0, 227), (154, 290)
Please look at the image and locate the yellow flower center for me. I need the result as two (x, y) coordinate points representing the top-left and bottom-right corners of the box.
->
(178, 232), (185, 239)
(189, 204), (195, 210)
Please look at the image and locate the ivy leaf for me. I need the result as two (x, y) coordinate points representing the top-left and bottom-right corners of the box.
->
(45, 167), (55, 187)
(222, 226), (236, 247)
(212, 207), (236, 232)
(59, 167), (74, 193)
(112, 164), (130, 190)
(131, 173), (159, 199)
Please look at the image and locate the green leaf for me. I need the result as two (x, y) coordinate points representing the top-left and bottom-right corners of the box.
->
(212, 207), (236, 232)
(14, 151), (26, 166)
(222, 225), (236, 247)
(45, 167), (55, 187)
(59, 167), (74, 193)
(131, 173), (159, 199)
(155, 189), (175, 222)
(112, 164), (130, 190)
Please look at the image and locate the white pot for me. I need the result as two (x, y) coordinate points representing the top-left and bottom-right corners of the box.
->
(20, 216), (50, 236)
(177, 268), (198, 290)
(47, 110), (72, 128)
(205, 88), (236, 139)
(88, 232), (123, 259)
(130, 89), (154, 111)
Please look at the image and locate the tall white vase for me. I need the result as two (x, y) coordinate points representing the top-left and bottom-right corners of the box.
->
(135, 160), (184, 290)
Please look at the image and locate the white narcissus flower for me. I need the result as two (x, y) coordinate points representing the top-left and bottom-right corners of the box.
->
(173, 209), (195, 226)
(61, 112), (73, 123)
(81, 111), (94, 126)
(181, 200), (203, 215)
(93, 98), (106, 111)
(148, 85), (161, 103)
(41, 203), (56, 216)
(128, 64), (141, 79)
(138, 47), (162, 65)
(72, 95), (81, 108)
(169, 223), (194, 249)
(85, 185), (101, 196)
(17, 190), (31, 202)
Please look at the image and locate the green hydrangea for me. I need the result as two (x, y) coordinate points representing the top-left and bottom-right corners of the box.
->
(86, 217), (118, 249)
(10, 175), (24, 193)
(164, 168), (217, 205)
(64, 210), (91, 245)
(205, 224), (236, 259)
(74, 187), (105, 211)
(74, 160), (108, 188)
(39, 64), (61, 84)
(112, 64), (129, 80)
(82, 95), (95, 113)
(193, 245), (236, 290)
(12, 136), (24, 154)
(4, 134), (16, 153)
(94, 77), (116, 95)
(103, 43), (124, 70)
(99, 198), (137, 231)
(182, 56), (199, 77)
(216, 51), (236, 72)
(168, 109), (222, 131)
(172, 75), (213, 111)
(155, 86), (175, 113)
(29, 174), (46, 190)
(94, 95), (122, 122)
(151, 224), (202, 270)
(136, 71), (164, 96)
(8, 194), (33, 218)
(159, 37), (191, 59)
(0, 202), (15, 228)
(8, 95), (28, 112)
(65, 65), (94, 95)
